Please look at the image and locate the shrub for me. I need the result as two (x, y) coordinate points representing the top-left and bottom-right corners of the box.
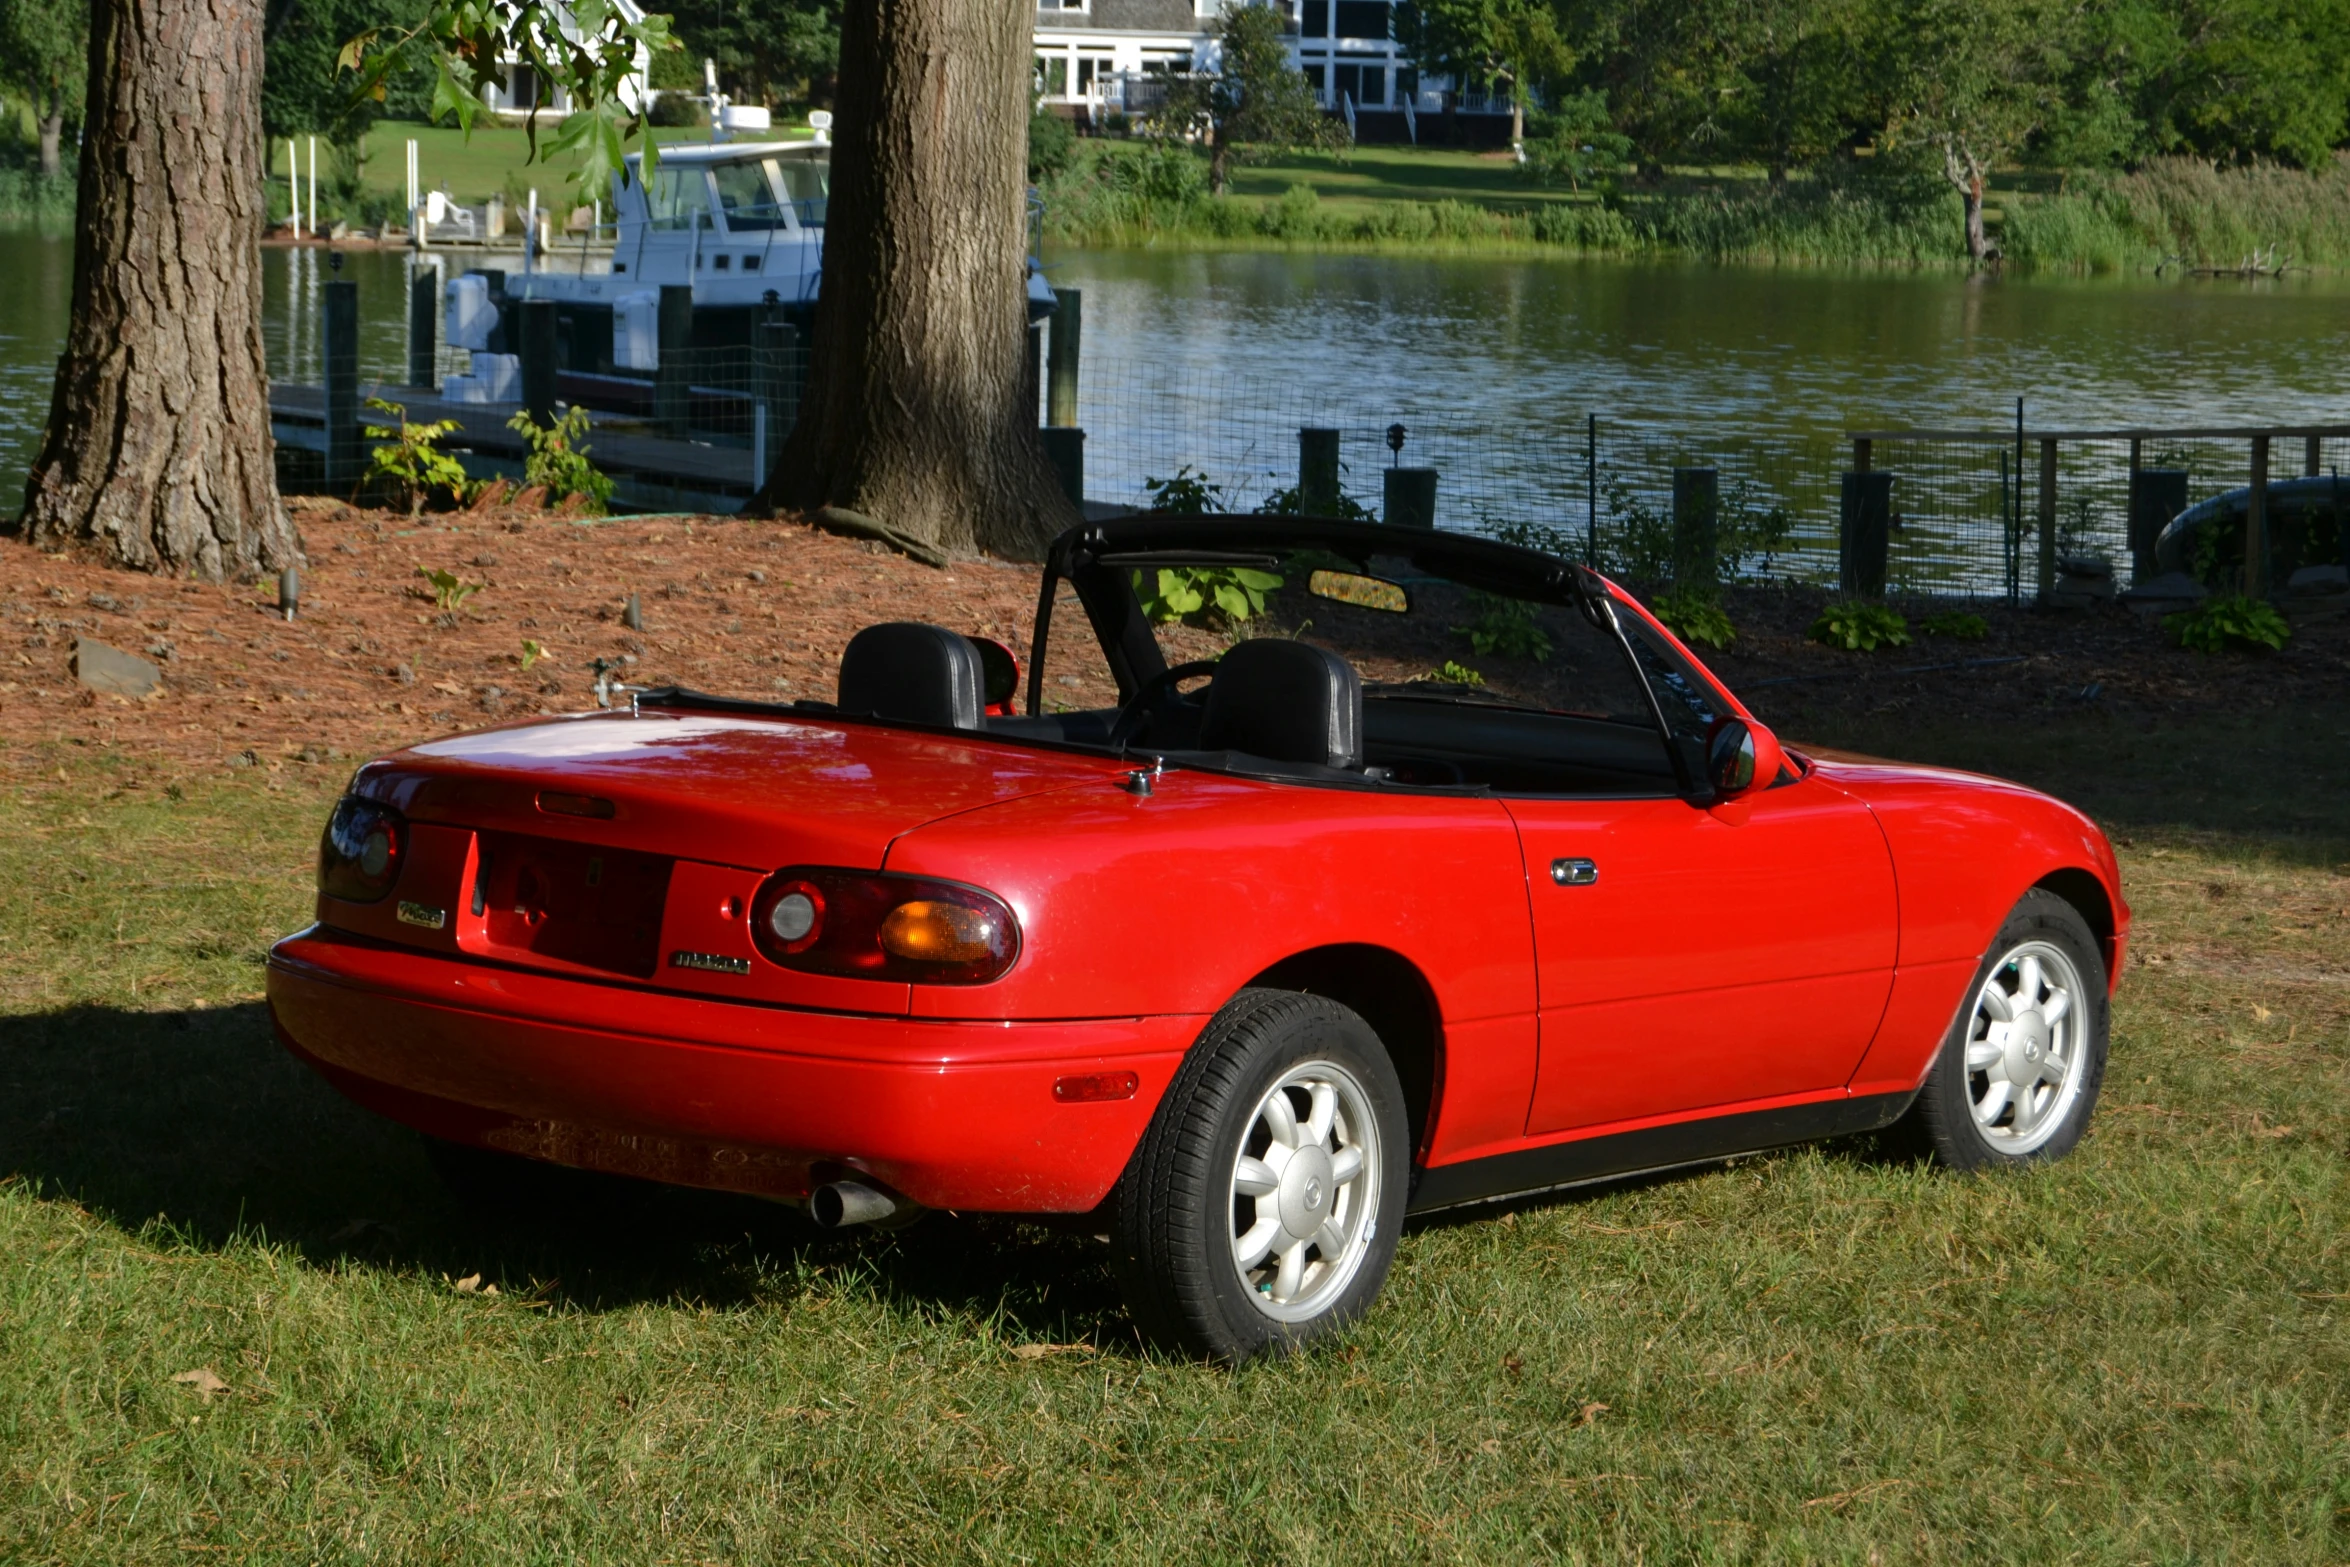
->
(506, 407), (615, 514)
(1132, 567), (1284, 626)
(415, 567), (483, 612)
(1456, 593), (1552, 661)
(2165, 594), (2291, 653)
(1920, 610), (1990, 639)
(1650, 589), (1736, 649)
(1142, 464), (1226, 515)
(1028, 107), (1076, 182)
(648, 91), (708, 128)
(1810, 601), (1911, 651)
(362, 398), (470, 516)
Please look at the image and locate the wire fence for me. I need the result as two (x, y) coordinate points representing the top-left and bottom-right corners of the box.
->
(261, 264), (2350, 597)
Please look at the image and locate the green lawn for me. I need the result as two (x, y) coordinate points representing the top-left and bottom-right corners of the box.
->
(0, 710), (2343, 1560)
(295, 118), (824, 209)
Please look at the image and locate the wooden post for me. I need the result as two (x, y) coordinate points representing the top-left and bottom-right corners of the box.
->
(654, 284), (693, 435)
(1838, 471), (1892, 597)
(322, 278), (359, 492)
(2305, 435), (2322, 478)
(1038, 426), (1084, 507)
(1851, 437), (1872, 475)
(2246, 434), (2270, 597)
(1383, 467), (1437, 528)
(518, 299), (557, 428)
(1672, 466), (1719, 589)
(408, 267), (438, 391)
(1299, 428), (1340, 515)
(1046, 287), (1081, 428)
(2128, 468), (2189, 585)
(2036, 438), (2059, 602)
(1025, 322), (1043, 424)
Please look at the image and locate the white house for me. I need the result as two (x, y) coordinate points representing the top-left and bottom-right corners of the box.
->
(478, 0), (656, 119)
(1032, 0), (1510, 143)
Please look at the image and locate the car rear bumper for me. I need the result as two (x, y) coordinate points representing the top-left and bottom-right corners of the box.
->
(266, 926), (1197, 1212)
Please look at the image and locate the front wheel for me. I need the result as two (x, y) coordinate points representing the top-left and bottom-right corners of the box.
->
(1895, 888), (2110, 1170)
(1111, 990), (1409, 1363)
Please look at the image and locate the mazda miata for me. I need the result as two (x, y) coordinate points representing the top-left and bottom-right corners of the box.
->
(268, 516), (2126, 1360)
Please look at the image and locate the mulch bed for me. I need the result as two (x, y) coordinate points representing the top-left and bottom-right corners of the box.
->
(3, 500), (2344, 791)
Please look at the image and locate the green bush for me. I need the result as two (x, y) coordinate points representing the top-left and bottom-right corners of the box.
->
(2164, 594), (2292, 653)
(1132, 567), (1283, 626)
(362, 398), (470, 517)
(1028, 107), (1076, 182)
(1456, 593), (1552, 661)
(1920, 610), (1990, 640)
(507, 406), (615, 514)
(1810, 601), (1911, 651)
(1650, 589), (1736, 650)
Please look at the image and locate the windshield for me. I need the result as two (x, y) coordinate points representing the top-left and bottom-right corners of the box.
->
(711, 158), (787, 231)
(1026, 532), (1717, 798)
(775, 158), (828, 227)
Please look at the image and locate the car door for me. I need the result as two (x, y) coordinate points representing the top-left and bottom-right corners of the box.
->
(1509, 771), (1898, 1136)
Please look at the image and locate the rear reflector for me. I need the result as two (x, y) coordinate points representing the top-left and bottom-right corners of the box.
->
(537, 791), (617, 820)
(1053, 1071), (1140, 1104)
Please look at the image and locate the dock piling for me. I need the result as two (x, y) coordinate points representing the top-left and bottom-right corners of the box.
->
(753, 319), (799, 488)
(518, 300), (557, 428)
(1299, 428), (1340, 515)
(655, 286), (693, 436)
(322, 279), (359, 492)
(2246, 435), (2271, 597)
(2127, 468), (2188, 585)
(1039, 427), (1085, 508)
(1046, 288), (1082, 430)
(1671, 466), (1719, 590)
(407, 266), (438, 392)
(1838, 471), (1892, 597)
(1383, 467), (1437, 529)
(2036, 438), (2059, 603)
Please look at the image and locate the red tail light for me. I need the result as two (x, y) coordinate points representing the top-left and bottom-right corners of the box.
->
(749, 867), (1019, 984)
(318, 796), (406, 904)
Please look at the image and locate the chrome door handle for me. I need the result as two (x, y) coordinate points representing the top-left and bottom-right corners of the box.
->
(1550, 858), (1598, 887)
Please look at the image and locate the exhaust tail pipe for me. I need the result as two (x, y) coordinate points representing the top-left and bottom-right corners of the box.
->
(807, 1179), (911, 1229)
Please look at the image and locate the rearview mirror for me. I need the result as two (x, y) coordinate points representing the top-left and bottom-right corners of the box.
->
(1706, 717), (1785, 799)
(1307, 569), (1409, 614)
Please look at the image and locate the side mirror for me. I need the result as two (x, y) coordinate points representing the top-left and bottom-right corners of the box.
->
(1706, 717), (1785, 799)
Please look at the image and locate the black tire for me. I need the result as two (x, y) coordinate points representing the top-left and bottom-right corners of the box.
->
(1110, 989), (1410, 1363)
(1892, 888), (2109, 1171)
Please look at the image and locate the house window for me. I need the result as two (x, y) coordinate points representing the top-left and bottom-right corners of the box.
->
(1035, 55), (1070, 96)
(1075, 53), (1114, 97)
(1302, 62), (1326, 101)
(1301, 0), (1328, 34)
(1038, 0), (1087, 10)
(1397, 67), (1418, 103)
(508, 63), (537, 109)
(1335, 63), (1385, 106)
(1333, 1), (1389, 40)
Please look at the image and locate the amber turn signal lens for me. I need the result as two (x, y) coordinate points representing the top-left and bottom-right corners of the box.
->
(879, 900), (999, 965)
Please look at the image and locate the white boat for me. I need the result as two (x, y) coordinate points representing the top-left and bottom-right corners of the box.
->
(439, 139), (1058, 416)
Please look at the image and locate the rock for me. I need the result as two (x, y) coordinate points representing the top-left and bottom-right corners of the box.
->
(2048, 555), (2117, 608)
(2123, 570), (2207, 616)
(2287, 563), (2347, 594)
(71, 637), (161, 698)
(296, 743), (335, 764)
(2057, 554), (2114, 580)
(472, 553), (499, 568)
(392, 663), (416, 686)
(747, 569), (767, 584)
(87, 591), (120, 611)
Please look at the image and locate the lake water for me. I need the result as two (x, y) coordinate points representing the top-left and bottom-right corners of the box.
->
(3, 232), (2345, 586)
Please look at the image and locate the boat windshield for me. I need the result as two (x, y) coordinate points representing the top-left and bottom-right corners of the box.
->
(642, 164), (707, 230)
(711, 158), (789, 232)
(775, 158), (827, 227)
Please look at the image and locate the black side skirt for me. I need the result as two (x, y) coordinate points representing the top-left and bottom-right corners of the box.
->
(1406, 1091), (1916, 1217)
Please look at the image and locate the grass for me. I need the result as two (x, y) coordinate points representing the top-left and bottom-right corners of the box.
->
(1, 709), (2345, 1561)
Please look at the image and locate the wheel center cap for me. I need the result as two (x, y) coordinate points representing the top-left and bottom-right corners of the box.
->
(1277, 1145), (1336, 1238)
(2006, 1011), (2050, 1078)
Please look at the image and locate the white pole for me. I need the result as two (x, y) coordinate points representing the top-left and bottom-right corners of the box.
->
(526, 187), (538, 273)
(308, 136), (317, 236)
(286, 139), (300, 238)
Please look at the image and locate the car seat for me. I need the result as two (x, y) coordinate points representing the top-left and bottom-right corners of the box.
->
(836, 622), (984, 729)
(1199, 639), (1362, 769)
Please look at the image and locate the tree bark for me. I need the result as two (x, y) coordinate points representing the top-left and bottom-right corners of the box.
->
(37, 102), (64, 177)
(13, 0), (294, 580)
(758, 0), (1076, 559)
(1964, 172), (1988, 259)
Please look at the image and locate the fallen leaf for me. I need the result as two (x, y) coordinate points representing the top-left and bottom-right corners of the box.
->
(171, 1368), (228, 1397)
(1503, 1354), (1524, 1378)
(1574, 1401), (1609, 1427)
(454, 1273), (483, 1294)
(431, 680), (465, 696)
(1480, 1438), (1503, 1455)
(1009, 1342), (1088, 1361)
(2253, 1004), (2274, 1021)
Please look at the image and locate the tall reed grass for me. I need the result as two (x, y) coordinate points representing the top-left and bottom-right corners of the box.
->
(2003, 155), (2350, 270)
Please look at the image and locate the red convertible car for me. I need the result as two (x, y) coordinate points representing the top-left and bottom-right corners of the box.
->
(268, 516), (2126, 1360)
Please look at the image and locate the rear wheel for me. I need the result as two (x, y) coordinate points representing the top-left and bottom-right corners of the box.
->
(1895, 889), (2109, 1170)
(1111, 989), (1409, 1363)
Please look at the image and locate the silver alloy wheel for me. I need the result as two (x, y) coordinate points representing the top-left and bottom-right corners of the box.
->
(1963, 939), (2089, 1155)
(1227, 1059), (1383, 1323)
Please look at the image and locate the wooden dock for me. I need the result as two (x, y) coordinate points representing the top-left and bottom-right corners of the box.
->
(269, 382), (762, 513)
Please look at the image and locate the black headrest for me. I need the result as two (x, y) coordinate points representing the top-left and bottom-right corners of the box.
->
(837, 623), (983, 729)
(1199, 639), (1362, 768)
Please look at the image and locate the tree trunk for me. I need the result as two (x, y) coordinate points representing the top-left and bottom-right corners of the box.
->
(757, 0), (1076, 559)
(14, 0), (293, 580)
(1209, 125), (1232, 195)
(37, 103), (63, 178)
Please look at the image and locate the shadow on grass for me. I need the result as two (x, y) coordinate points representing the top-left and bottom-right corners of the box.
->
(0, 1002), (1133, 1343)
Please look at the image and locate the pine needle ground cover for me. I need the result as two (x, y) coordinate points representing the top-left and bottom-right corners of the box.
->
(0, 701), (2343, 1561)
